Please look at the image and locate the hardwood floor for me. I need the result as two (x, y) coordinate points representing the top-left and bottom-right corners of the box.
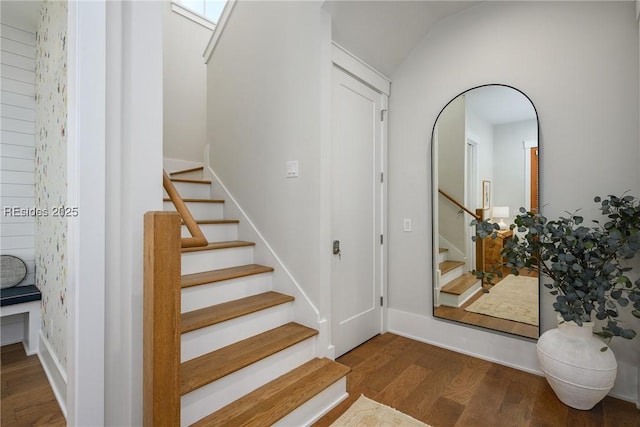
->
(314, 333), (640, 427)
(1, 343), (65, 426)
(3, 335), (638, 426)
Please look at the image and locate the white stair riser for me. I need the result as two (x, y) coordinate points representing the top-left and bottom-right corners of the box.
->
(169, 170), (203, 180)
(182, 273), (273, 313)
(273, 378), (348, 427)
(181, 223), (237, 242)
(438, 251), (448, 264)
(181, 303), (294, 362)
(164, 182), (211, 199)
(163, 201), (224, 220)
(439, 281), (482, 308)
(181, 247), (254, 275)
(440, 265), (464, 287)
(180, 338), (316, 427)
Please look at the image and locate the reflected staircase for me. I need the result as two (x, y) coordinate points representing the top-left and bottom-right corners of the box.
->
(438, 248), (481, 308)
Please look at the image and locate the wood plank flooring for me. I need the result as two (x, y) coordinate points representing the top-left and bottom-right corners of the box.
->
(1, 343), (65, 426)
(314, 333), (640, 427)
(3, 334), (638, 426)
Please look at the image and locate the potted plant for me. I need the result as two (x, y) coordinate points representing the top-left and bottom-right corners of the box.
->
(472, 194), (640, 410)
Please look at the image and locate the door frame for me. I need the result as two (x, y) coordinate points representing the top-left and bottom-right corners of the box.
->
(464, 137), (480, 272)
(330, 42), (389, 354)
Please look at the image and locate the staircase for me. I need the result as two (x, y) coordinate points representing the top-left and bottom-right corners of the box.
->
(150, 165), (349, 426)
(437, 248), (481, 308)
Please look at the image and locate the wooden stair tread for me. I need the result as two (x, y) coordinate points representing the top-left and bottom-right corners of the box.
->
(182, 240), (255, 253)
(169, 166), (204, 176)
(441, 273), (481, 295)
(191, 219), (239, 225)
(439, 260), (465, 275)
(181, 291), (294, 333)
(170, 178), (211, 184)
(439, 248), (448, 253)
(182, 264), (274, 289)
(181, 322), (318, 395)
(164, 198), (224, 203)
(192, 358), (350, 427)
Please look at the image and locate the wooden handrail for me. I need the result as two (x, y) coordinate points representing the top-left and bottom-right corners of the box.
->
(143, 211), (181, 426)
(438, 188), (480, 220)
(163, 170), (208, 248)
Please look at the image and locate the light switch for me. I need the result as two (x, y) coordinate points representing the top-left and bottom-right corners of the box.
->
(403, 218), (412, 232)
(286, 160), (298, 178)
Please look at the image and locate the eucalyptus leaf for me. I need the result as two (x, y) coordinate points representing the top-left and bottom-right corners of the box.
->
(471, 194), (640, 341)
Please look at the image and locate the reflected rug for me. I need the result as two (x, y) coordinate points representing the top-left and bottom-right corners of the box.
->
(330, 395), (432, 427)
(464, 275), (539, 326)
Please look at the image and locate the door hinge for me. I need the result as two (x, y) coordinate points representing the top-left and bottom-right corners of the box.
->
(380, 296), (384, 306)
(380, 234), (383, 244)
(380, 172), (384, 183)
(380, 109), (387, 121)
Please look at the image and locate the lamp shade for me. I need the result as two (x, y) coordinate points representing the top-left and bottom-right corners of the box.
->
(492, 206), (509, 219)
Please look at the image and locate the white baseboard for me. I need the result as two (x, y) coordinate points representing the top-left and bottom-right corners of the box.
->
(38, 332), (68, 419)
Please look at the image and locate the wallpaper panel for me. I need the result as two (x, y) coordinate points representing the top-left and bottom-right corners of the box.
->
(35, 0), (68, 369)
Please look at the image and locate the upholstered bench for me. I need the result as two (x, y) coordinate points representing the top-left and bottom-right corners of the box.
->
(1, 255), (41, 355)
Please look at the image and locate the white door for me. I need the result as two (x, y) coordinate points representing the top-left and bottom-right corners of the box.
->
(331, 66), (385, 357)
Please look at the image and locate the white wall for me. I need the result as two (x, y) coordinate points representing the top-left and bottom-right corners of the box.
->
(104, 1), (164, 425)
(163, 3), (212, 163)
(493, 119), (538, 220)
(0, 19), (36, 346)
(206, 1), (329, 313)
(436, 95), (466, 254)
(0, 21), (36, 288)
(388, 1), (639, 403)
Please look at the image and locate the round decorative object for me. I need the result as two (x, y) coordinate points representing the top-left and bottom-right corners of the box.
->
(537, 315), (617, 410)
(0, 255), (28, 289)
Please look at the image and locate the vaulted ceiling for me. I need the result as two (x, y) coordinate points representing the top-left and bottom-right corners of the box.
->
(322, 1), (478, 77)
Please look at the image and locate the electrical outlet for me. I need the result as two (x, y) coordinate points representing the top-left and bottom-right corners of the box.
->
(286, 160), (299, 178)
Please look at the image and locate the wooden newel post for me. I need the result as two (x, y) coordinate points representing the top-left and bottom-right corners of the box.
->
(144, 211), (182, 426)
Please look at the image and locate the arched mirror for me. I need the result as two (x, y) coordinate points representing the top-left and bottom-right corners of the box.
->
(432, 84), (540, 339)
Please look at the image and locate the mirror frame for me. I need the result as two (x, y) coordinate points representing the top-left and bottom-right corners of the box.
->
(430, 83), (541, 340)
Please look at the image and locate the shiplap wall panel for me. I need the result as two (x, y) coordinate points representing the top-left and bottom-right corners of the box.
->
(1, 51), (35, 71)
(0, 24), (36, 46)
(1, 171), (34, 184)
(1, 64), (36, 83)
(0, 144), (35, 159)
(1, 91), (36, 108)
(0, 78), (34, 96)
(1, 104), (36, 121)
(1, 130), (35, 146)
(1, 22), (36, 288)
(0, 39), (36, 59)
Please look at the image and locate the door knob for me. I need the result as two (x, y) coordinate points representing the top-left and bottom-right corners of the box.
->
(333, 240), (341, 258)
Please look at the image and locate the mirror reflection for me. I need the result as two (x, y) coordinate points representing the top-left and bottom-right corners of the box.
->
(432, 84), (539, 339)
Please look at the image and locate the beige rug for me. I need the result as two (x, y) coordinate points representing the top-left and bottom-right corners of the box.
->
(330, 395), (431, 427)
(464, 275), (539, 326)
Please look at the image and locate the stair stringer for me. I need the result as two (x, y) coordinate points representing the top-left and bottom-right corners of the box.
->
(202, 154), (331, 359)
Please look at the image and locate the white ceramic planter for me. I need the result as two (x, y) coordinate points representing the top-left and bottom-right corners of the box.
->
(536, 315), (617, 410)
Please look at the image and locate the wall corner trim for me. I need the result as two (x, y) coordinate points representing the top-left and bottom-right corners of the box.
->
(203, 0), (237, 64)
(331, 42), (391, 96)
(38, 332), (68, 419)
(171, 2), (215, 31)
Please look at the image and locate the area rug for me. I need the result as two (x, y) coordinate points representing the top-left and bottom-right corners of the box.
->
(330, 395), (431, 427)
(464, 274), (539, 326)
